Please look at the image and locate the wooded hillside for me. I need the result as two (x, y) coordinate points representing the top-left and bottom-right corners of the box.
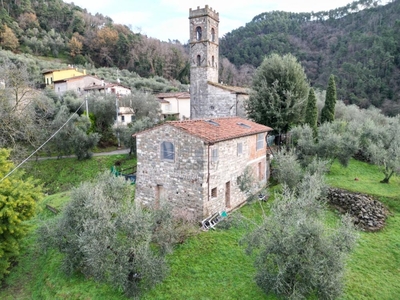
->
(0, 0), (189, 83)
(220, 0), (400, 114)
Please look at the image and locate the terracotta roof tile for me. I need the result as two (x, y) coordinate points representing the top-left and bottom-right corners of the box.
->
(53, 75), (99, 83)
(135, 117), (272, 143)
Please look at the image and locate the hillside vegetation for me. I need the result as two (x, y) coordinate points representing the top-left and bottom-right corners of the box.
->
(0, 157), (399, 299)
(220, 0), (400, 113)
(0, 0), (189, 83)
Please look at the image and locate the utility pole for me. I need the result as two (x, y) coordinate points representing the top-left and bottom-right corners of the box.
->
(116, 97), (121, 148)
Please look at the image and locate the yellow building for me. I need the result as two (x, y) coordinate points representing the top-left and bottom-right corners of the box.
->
(42, 67), (86, 86)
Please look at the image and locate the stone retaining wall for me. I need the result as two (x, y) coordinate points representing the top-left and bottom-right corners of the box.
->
(327, 188), (389, 231)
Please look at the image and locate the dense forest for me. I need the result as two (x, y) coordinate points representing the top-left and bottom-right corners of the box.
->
(0, 0), (190, 83)
(220, 0), (400, 114)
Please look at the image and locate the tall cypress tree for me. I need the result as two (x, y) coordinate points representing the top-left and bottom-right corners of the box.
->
(321, 75), (337, 123)
(305, 87), (318, 135)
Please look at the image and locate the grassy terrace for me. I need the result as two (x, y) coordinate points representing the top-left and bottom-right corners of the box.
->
(1, 158), (399, 299)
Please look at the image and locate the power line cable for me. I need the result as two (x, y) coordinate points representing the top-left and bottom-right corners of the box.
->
(0, 100), (86, 183)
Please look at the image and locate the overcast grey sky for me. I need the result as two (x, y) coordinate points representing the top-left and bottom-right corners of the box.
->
(65, 0), (390, 43)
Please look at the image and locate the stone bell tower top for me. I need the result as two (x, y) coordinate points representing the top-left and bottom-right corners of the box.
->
(189, 5), (221, 119)
(188, 5), (219, 85)
(189, 5), (219, 22)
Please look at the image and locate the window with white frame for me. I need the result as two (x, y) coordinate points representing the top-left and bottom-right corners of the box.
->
(161, 141), (175, 161)
(256, 133), (264, 150)
(211, 148), (218, 162)
(237, 142), (243, 155)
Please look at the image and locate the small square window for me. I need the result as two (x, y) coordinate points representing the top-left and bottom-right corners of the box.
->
(161, 141), (174, 161)
(121, 115), (125, 122)
(211, 187), (217, 198)
(237, 143), (243, 155)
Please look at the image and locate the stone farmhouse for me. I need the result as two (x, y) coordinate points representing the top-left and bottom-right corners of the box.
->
(134, 5), (273, 220)
(135, 117), (272, 220)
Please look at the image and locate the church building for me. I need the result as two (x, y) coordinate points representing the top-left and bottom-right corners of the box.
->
(189, 5), (248, 119)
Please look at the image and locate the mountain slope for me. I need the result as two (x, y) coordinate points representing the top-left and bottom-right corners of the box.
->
(220, 0), (400, 113)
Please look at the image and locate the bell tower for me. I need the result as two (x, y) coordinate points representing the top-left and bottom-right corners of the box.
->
(189, 5), (219, 119)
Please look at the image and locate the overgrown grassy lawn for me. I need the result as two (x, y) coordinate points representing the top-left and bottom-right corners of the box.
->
(1, 158), (399, 299)
(22, 154), (136, 194)
(327, 160), (400, 300)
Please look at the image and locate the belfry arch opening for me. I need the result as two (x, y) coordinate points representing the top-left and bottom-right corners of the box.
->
(196, 26), (202, 40)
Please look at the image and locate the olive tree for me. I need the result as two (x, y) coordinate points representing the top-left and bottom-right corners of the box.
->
(117, 91), (161, 155)
(0, 59), (55, 160)
(361, 116), (400, 183)
(290, 120), (360, 168)
(244, 174), (358, 299)
(50, 105), (100, 159)
(39, 173), (178, 297)
(246, 53), (309, 134)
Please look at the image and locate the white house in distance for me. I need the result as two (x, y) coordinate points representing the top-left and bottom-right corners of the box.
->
(134, 117), (272, 221)
(116, 106), (135, 126)
(53, 75), (103, 95)
(84, 82), (131, 97)
(155, 92), (190, 120)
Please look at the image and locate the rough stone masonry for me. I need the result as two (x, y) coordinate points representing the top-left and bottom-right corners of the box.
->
(327, 188), (389, 231)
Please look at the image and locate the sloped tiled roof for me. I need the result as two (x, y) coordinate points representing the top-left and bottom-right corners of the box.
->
(53, 75), (99, 83)
(207, 81), (249, 94)
(83, 83), (130, 91)
(135, 117), (272, 144)
(155, 92), (190, 99)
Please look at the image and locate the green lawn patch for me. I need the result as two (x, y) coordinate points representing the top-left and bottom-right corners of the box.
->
(22, 154), (136, 194)
(1, 159), (399, 299)
(327, 159), (400, 299)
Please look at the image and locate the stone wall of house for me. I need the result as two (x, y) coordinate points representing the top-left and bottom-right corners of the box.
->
(135, 125), (208, 220)
(204, 134), (267, 217)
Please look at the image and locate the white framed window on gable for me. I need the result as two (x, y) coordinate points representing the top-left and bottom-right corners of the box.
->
(161, 141), (175, 161)
(237, 142), (243, 155)
(256, 133), (264, 150)
(211, 147), (218, 162)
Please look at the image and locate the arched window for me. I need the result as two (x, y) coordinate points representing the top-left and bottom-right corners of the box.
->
(211, 28), (215, 42)
(161, 141), (175, 161)
(212, 56), (215, 67)
(197, 55), (201, 66)
(196, 26), (202, 40)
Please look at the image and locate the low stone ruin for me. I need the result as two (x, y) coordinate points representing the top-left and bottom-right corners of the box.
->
(327, 188), (389, 231)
